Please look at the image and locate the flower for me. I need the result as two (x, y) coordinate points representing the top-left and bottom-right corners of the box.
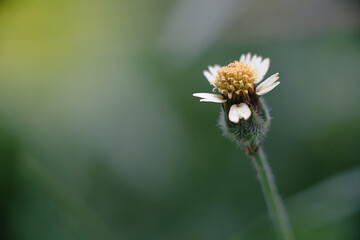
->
(193, 53), (280, 124)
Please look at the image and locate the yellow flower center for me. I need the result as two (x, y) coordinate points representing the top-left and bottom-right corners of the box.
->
(214, 61), (256, 100)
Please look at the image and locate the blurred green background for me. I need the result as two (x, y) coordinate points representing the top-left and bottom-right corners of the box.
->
(0, 0), (359, 239)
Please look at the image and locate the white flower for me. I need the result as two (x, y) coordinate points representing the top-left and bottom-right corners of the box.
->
(193, 53), (280, 123)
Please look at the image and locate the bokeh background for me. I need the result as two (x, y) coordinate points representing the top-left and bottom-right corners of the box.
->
(0, 0), (359, 239)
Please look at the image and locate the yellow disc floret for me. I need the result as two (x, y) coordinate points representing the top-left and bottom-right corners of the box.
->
(214, 61), (256, 100)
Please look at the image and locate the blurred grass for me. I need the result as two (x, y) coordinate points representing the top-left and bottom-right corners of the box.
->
(12, 153), (113, 240)
(230, 167), (360, 240)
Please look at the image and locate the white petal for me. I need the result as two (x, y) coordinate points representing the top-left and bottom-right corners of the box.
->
(257, 73), (279, 89)
(249, 55), (263, 74)
(255, 58), (270, 83)
(256, 73), (280, 95)
(208, 66), (216, 75)
(203, 70), (215, 84)
(203, 65), (221, 85)
(250, 54), (258, 67)
(229, 105), (241, 123)
(199, 98), (226, 103)
(228, 103), (252, 123)
(255, 56), (263, 69)
(193, 93), (222, 99)
(193, 93), (226, 103)
(251, 55), (262, 70)
(239, 54), (246, 63)
(237, 103), (252, 120)
(245, 53), (251, 64)
(256, 81), (280, 95)
(209, 64), (221, 75)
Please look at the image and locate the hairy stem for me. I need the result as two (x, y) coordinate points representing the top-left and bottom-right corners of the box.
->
(250, 146), (294, 240)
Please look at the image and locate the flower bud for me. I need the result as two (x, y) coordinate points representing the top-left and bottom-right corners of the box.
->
(218, 98), (271, 146)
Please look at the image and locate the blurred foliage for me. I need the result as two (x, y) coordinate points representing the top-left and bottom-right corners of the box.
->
(0, 0), (359, 239)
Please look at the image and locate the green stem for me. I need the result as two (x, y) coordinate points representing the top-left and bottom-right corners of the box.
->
(250, 146), (294, 240)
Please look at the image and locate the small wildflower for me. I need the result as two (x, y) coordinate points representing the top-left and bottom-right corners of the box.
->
(193, 54), (294, 240)
(193, 53), (280, 144)
(193, 53), (279, 123)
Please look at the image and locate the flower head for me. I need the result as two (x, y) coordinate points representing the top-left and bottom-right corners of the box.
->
(193, 53), (280, 124)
